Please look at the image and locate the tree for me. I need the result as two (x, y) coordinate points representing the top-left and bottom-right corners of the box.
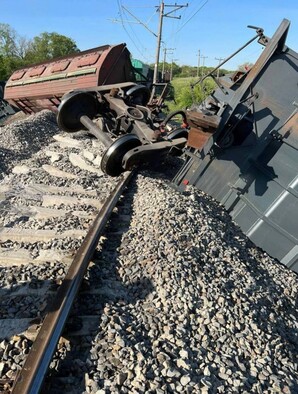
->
(0, 23), (18, 58)
(0, 24), (26, 80)
(0, 26), (80, 80)
(169, 62), (182, 80)
(0, 55), (24, 80)
(25, 32), (79, 63)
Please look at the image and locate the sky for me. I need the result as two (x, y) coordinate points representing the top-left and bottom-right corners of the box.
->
(1, 0), (298, 71)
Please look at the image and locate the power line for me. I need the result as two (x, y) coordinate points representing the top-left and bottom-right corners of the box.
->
(176, 0), (209, 33)
(122, 6), (156, 62)
(122, 5), (157, 37)
(162, 1), (190, 61)
(114, 1), (188, 86)
(153, 2), (188, 85)
(115, 0), (152, 62)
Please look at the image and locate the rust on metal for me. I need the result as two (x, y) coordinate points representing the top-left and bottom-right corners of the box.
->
(185, 110), (219, 149)
(11, 171), (134, 394)
(187, 110), (220, 131)
(187, 127), (213, 149)
(4, 43), (135, 113)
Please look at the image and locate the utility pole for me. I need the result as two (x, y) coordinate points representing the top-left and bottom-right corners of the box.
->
(170, 58), (178, 81)
(153, 2), (164, 86)
(162, 48), (175, 81)
(201, 55), (208, 77)
(113, 1), (188, 93)
(153, 1), (188, 87)
(215, 57), (225, 78)
(197, 49), (201, 77)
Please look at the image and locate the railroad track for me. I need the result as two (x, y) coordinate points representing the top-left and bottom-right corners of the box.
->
(10, 171), (134, 394)
(0, 111), (297, 394)
(0, 112), (125, 392)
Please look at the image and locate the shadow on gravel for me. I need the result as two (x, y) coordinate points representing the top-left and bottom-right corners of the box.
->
(0, 271), (62, 389)
(0, 111), (59, 180)
(188, 189), (298, 392)
(0, 147), (18, 174)
(43, 176), (155, 394)
(0, 275), (58, 339)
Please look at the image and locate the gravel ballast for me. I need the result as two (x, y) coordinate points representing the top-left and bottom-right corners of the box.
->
(85, 172), (298, 394)
(0, 110), (60, 177)
(0, 111), (297, 393)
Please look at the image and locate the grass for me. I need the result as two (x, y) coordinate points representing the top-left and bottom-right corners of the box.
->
(164, 76), (216, 113)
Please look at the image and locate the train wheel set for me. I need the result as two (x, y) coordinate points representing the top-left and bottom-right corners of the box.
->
(57, 83), (189, 177)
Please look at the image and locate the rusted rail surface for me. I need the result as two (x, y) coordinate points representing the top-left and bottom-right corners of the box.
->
(11, 171), (134, 394)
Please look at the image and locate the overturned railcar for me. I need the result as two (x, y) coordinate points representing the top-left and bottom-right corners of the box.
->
(4, 43), (136, 114)
(0, 81), (16, 123)
(173, 19), (298, 273)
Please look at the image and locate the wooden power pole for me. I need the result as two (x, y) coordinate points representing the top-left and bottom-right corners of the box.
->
(153, 1), (188, 86)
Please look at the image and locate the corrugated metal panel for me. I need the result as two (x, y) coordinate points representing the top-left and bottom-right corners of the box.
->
(172, 19), (298, 272)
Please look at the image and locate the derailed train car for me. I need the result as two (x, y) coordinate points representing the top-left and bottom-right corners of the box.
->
(0, 81), (16, 123)
(3, 38), (188, 178)
(4, 43), (136, 114)
(172, 19), (298, 273)
(2, 19), (297, 273)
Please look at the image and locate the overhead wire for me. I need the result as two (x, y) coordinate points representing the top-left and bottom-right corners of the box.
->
(116, 0), (210, 65)
(175, 0), (209, 34)
(123, 7), (151, 60)
(117, 0), (150, 57)
(116, 0), (156, 63)
(162, 0), (200, 56)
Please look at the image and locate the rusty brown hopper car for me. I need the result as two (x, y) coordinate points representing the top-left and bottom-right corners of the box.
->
(4, 43), (136, 114)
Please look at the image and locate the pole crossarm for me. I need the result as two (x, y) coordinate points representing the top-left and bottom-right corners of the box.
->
(164, 3), (188, 18)
(153, 2), (187, 85)
(114, 1), (187, 88)
(122, 5), (158, 37)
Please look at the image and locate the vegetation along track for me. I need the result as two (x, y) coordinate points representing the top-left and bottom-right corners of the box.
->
(0, 110), (297, 394)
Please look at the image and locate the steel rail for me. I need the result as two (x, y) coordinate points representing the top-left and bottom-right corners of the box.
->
(11, 171), (134, 394)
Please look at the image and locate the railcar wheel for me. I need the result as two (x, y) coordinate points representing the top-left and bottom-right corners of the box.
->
(217, 132), (234, 148)
(101, 134), (142, 177)
(163, 110), (188, 128)
(125, 85), (151, 106)
(57, 91), (98, 132)
(167, 127), (189, 140)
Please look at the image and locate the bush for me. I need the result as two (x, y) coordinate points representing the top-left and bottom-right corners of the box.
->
(166, 77), (216, 112)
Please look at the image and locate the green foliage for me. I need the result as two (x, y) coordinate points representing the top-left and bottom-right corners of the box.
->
(166, 76), (216, 112)
(0, 55), (23, 81)
(150, 61), (233, 82)
(0, 24), (18, 57)
(25, 32), (79, 63)
(0, 24), (80, 81)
